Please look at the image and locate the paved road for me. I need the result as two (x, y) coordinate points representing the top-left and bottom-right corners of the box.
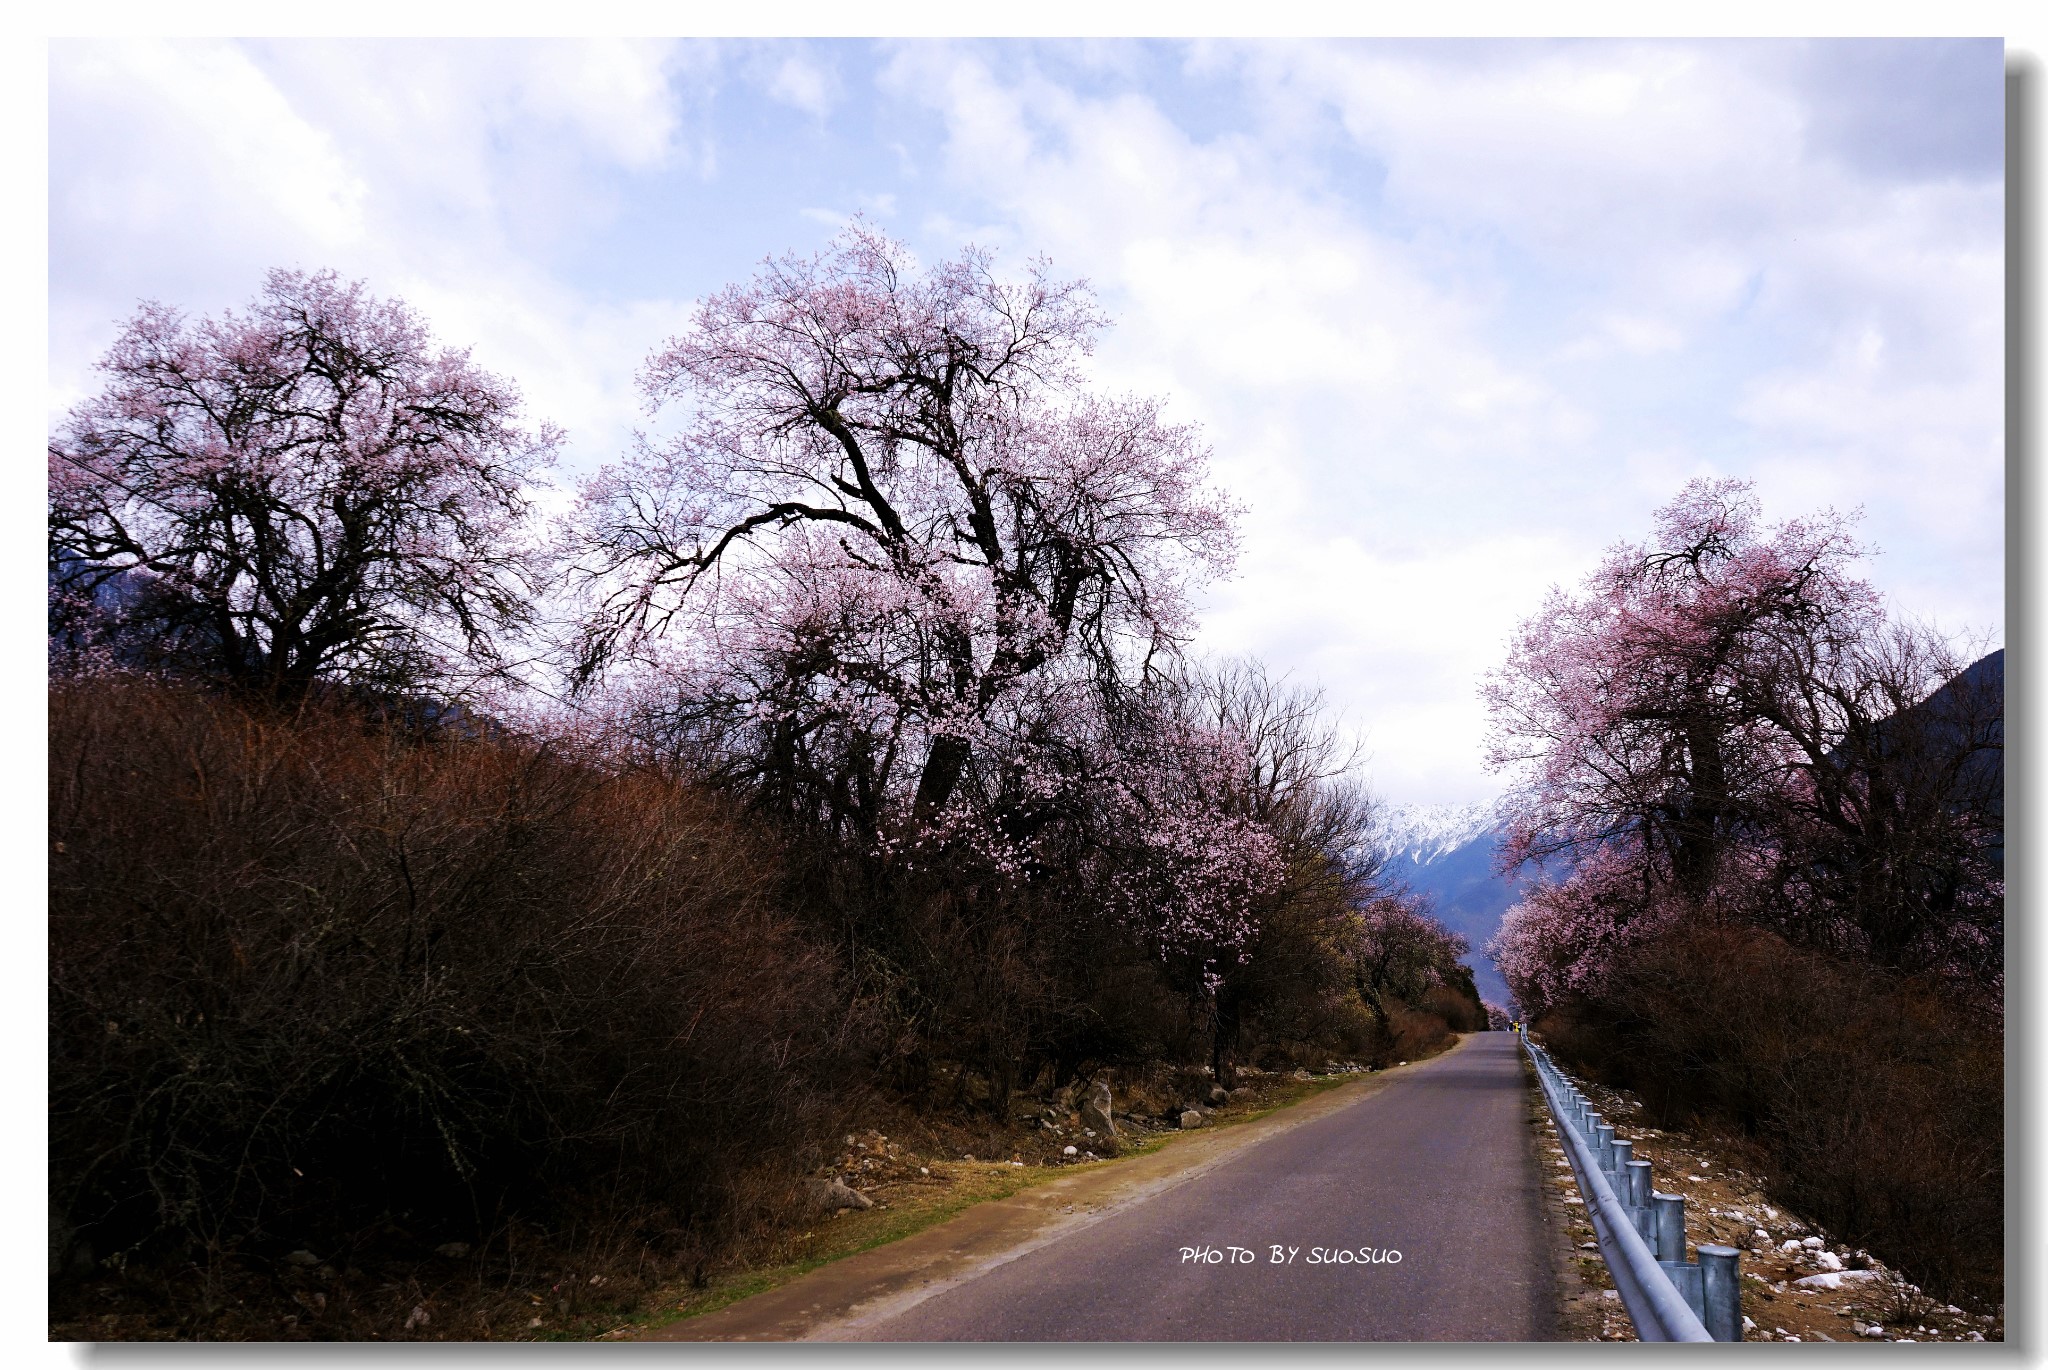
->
(830, 1032), (1552, 1341)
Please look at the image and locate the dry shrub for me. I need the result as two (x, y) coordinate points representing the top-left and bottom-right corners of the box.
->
(1538, 922), (2001, 1305)
(1421, 978), (1488, 1034)
(49, 680), (866, 1296)
(1382, 1003), (1456, 1063)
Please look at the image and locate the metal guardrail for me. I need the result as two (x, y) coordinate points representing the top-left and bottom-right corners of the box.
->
(1519, 1029), (1741, 1341)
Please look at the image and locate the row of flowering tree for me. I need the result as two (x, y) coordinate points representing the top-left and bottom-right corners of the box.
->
(50, 227), (1480, 1097)
(1483, 479), (2003, 1018)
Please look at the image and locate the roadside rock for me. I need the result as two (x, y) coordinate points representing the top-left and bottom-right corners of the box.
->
(1207, 1085), (1229, 1106)
(1080, 1081), (1117, 1140)
(804, 1178), (874, 1212)
(1179, 1109), (1206, 1129)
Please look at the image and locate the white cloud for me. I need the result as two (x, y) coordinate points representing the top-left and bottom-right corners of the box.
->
(873, 39), (2001, 803)
(50, 40), (367, 273)
(48, 38), (2002, 807)
(766, 52), (838, 118)
(50, 39), (709, 468)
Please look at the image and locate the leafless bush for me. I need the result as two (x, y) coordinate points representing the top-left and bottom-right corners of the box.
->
(1540, 922), (2001, 1304)
(49, 681), (868, 1292)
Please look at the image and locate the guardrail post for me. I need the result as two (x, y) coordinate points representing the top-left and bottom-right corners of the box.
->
(1592, 1121), (1615, 1174)
(1624, 1159), (1653, 1239)
(1652, 1192), (1685, 1263)
(1698, 1244), (1742, 1342)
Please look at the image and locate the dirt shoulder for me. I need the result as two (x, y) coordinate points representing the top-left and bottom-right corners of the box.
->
(1520, 1051), (1629, 1341)
(623, 1042), (1471, 1341)
(1537, 1060), (2002, 1344)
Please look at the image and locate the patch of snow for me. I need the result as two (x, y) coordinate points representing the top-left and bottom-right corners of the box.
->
(1370, 801), (1503, 866)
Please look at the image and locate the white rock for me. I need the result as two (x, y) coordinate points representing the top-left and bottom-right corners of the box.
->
(804, 1178), (873, 1212)
(1742, 1317), (1757, 1333)
(1814, 1250), (1844, 1271)
(1802, 1236), (1824, 1250)
(1781, 1239), (1804, 1252)
(1754, 1229), (1770, 1240)
(1062, 1145), (1078, 1156)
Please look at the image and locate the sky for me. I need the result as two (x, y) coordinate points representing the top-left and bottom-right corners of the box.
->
(46, 37), (2006, 809)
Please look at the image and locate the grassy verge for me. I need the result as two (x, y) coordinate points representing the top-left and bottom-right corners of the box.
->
(590, 1066), (1376, 1340)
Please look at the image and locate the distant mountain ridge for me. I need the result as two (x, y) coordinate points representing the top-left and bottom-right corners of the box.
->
(1373, 800), (1504, 865)
(1372, 800), (1528, 1012)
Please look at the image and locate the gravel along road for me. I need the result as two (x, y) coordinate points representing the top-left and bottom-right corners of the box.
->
(665, 1032), (1555, 1342)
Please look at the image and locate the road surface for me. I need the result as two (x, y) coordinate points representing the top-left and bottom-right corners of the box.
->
(661, 1032), (1555, 1341)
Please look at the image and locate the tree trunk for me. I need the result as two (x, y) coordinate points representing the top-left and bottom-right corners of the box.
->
(912, 735), (971, 821)
(1210, 991), (1242, 1089)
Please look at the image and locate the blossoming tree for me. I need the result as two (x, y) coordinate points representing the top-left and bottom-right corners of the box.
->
(49, 270), (559, 699)
(1485, 479), (2002, 1012)
(1483, 477), (1877, 900)
(564, 224), (1238, 834)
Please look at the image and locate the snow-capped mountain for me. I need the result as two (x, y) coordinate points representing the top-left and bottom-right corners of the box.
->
(1372, 800), (1504, 867)
(1371, 800), (1528, 1013)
